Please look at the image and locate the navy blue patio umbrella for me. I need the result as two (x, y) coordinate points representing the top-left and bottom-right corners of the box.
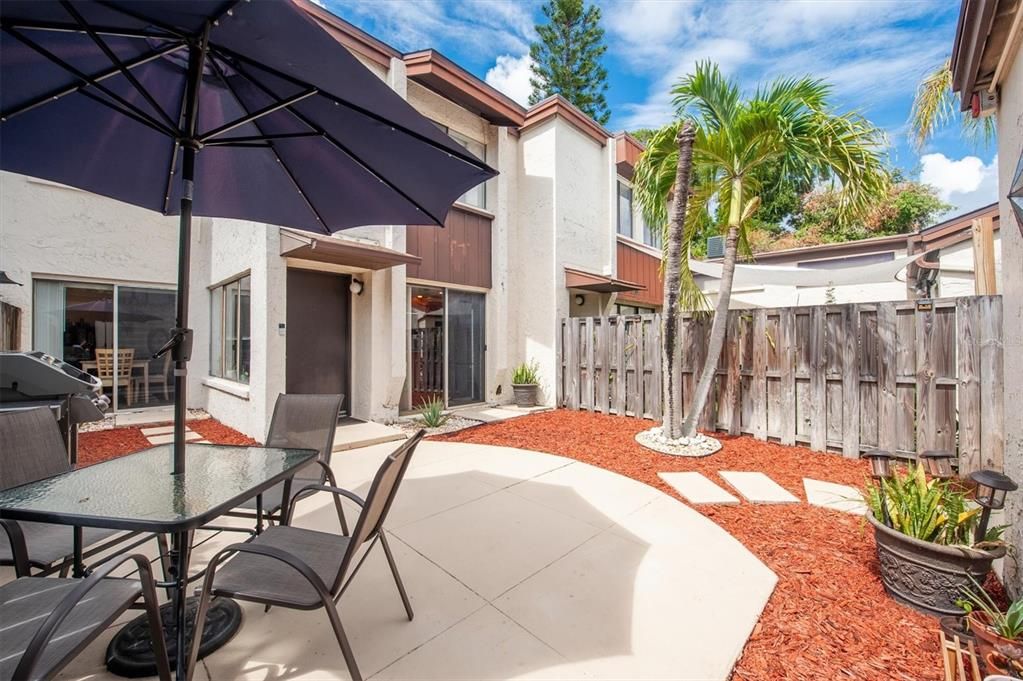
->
(0, 0), (496, 474)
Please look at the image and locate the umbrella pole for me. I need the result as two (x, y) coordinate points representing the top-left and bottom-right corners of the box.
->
(171, 29), (207, 478)
(172, 149), (194, 477)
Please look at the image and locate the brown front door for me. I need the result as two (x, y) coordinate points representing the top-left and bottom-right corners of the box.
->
(286, 269), (350, 411)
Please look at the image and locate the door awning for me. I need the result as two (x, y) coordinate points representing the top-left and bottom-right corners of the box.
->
(281, 228), (421, 271)
(564, 266), (645, 293)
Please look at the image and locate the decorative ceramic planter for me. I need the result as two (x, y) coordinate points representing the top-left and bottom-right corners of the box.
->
(867, 512), (1005, 617)
(511, 383), (538, 408)
(968, 612), (1023, 676)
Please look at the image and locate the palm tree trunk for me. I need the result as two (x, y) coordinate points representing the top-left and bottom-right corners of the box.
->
(661, 121), (696, 440)
(682, 176), (742, 437)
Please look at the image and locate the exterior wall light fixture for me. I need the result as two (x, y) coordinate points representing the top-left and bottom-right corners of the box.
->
(350, 279), (364, 295)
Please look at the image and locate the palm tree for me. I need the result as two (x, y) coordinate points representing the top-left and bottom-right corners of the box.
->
(909, 58), (995, 151)
(660, 121), (696, 440)
(635, 61), (890, 439)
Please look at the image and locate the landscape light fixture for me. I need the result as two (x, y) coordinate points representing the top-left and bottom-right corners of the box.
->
(969, 469), (1017, 543)
(349, 279), (364, 296)
(863, 450), (893, 480)
(919, 450), (956, 480)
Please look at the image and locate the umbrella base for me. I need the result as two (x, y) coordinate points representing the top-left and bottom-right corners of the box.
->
(106, 596), (242, 677)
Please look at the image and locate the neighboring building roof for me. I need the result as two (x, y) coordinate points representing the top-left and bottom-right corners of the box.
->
(733, 203), (1000, 265)
(522, 95), (611, 146)
(403, 50), (527, 127)
(951, 0), (1021, 111)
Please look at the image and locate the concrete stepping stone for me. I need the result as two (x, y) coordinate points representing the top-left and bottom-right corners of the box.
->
(720, 471), (800, 504)
(658, 472), (740, 505)
(141, 425), (175, 436)
(147, 430), (202, 445)
(803, 479), (866, 515)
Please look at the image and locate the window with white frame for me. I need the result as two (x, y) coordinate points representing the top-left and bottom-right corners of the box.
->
(640, 211), (661, 249)
(432, 121), (487, 210)
(210, 275), (251, 383)
(617, 179), (633, 238)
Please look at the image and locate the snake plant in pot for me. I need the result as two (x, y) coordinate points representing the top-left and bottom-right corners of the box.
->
(865, 462), (1008, 617)
(511, 361), (540, 407)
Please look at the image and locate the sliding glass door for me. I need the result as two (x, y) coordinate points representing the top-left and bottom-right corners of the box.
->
(447, 290), (485, 406)
(33, 279), (175, 411)
(405, 286), (485, 410)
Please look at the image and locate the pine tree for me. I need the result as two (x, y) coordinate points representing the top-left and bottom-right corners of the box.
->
(528, 0), (610, 125)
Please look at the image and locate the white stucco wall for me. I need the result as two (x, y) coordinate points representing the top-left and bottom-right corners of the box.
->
(195, 219), (285, 440)
(995, 41), (1023, 597)
(936, 232), (1002, 297)
(0, 173), (180, 350)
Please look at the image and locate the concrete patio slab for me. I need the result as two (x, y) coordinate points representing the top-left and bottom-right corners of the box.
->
(658, 471), (741, 505)
(452, 405), (547, 423)
(720, 471), (800, 504)
(333, 418), (406, 451)
(803, 478), (866, 515)
(3, 441), (776, 681)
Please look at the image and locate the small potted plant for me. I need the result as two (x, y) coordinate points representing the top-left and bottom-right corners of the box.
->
(865, 462), (1007, 617)
(510, 360), (540, 408)
(960, 583), (1023, 676)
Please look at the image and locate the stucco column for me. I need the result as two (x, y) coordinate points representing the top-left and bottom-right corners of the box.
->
(997, 46), (1023, 597)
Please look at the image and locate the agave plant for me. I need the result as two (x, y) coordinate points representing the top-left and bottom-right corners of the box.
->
(418, 397), (450, 429)
(865, 463), (987, 546)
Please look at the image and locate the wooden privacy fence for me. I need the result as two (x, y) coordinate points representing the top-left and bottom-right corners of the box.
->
(557, 296), (1004, 473)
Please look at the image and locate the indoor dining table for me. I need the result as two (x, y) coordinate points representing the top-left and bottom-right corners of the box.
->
(0, 442), (316, 679)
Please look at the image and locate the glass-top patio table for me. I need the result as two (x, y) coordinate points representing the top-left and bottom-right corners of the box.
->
(0, 443), (317, 679)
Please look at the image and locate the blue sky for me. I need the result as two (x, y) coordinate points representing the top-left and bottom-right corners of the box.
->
(325, 0), (999, 219)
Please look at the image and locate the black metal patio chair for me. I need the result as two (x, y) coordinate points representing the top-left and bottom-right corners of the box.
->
(0, 551), (171, 681)
(188, 430), (426, 681)
(227, 393), (345, 531)
(0, 408), (167, 578)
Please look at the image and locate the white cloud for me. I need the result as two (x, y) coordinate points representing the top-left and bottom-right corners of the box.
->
(920, 153), (999, 217)
(485, 54), (534, 106)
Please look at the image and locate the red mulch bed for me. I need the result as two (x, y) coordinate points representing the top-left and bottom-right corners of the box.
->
(434, 409), (945, 681)
(78, 418), (258, 466)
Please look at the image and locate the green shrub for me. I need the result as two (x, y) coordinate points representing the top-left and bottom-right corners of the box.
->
(511, 361), (540, 385)
(865, 463), (988, 546)
(418, 397), (449, 428)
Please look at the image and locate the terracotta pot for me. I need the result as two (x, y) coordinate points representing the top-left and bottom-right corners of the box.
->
(867, 512), (1005, 617)
(511, 383), (538, 408)
(968, 612), (1023, 676)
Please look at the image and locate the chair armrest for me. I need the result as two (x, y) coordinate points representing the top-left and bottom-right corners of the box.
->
(15, 553), (169, 681)
(286, 484), (365, 526)
(0, 519), (30, 577)
(313, 459), (339, 487)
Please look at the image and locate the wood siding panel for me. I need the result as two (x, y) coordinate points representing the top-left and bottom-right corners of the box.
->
(616, 241), (663, 308)
(407, 206), (492, 288)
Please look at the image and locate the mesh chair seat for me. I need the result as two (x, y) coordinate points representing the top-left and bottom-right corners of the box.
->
(0, 522), (119, 570)
(210, 525), (350, 609)
(0, 577), (141, 680)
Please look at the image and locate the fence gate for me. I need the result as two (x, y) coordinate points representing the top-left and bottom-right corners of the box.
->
(557, 296), (1004, 473)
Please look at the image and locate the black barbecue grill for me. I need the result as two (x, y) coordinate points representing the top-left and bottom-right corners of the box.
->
(0, 351), (109, 464)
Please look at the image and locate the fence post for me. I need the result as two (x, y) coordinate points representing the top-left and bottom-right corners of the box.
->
(877, 302), (898, 454)
(751, 309), (768, 440)
(957, 297), (982, 473)
(583, 317), (594, 411)
(916, 303), (937, 454)
(779, 308), (796, 446)
(615, 317), (627, 416)
(596, 318), (609, 415)
(979, 296), (1004, 470)
(809, 306), (827, 451)
(841, 304), (861, 458)
(566, 319), (579, 410)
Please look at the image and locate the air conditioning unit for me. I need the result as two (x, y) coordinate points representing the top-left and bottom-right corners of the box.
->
(706, 235), (725, 259)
